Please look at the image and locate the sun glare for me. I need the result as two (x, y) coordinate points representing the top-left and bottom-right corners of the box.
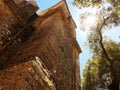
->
(80, 7), (100, 30)
(84, 14), (98, 30)
(86, 15), (97, 26)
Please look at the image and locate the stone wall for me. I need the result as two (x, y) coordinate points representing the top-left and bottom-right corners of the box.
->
(0, 0), (38, 67)
(0, 0), (81, 90)
(0, 57), (56, 90)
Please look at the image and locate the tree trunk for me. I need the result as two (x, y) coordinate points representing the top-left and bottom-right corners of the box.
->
(108, 79), (119, 90)
(98, 29), (119, 90)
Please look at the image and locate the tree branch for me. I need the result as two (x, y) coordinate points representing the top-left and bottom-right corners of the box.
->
(98, 24), (117, 84)
(98, 29), (111, 62)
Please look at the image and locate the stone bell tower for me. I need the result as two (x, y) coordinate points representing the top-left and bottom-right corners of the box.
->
(0, 0), (81, 90)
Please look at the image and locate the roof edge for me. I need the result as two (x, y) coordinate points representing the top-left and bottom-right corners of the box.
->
(37, 0), (77, 28)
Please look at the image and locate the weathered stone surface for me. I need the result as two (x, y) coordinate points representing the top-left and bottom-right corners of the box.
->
(0, 57), (56, 90)
(0, 0), (38, 44)
(0, 0), (81, 90)
(0, 0), (38, 66)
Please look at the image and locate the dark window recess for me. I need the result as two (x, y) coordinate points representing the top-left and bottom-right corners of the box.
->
(61, 46), (64, 52)
(28, 13), (38, 23)
(20, 26), (35, 42)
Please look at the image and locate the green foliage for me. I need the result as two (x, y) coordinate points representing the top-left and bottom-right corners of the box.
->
(72, 0), (120, 89)
(73, 0), (120, 9)
(81, 40), (120, 90)
(87, 31), (101, 55)
(73, 0), (120, 30)
(82, 56), (106, 90)
(72, 0), (102, 8)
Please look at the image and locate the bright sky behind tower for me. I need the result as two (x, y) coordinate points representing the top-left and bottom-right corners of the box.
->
(36, 0), (120, 77)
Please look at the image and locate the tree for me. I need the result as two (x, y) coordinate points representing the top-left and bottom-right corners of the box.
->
(73, 0), (120, 89)
(73, 0), (120, 30)
(81, 40), (120, 90)
(73, 0), (120, 11)
(82, 57), (101, 90)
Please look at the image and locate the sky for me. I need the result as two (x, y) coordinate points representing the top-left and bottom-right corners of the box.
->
(36, 0), (120, 76)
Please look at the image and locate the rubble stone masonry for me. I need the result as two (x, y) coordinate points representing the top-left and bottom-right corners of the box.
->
(0, 0), (81, 90)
